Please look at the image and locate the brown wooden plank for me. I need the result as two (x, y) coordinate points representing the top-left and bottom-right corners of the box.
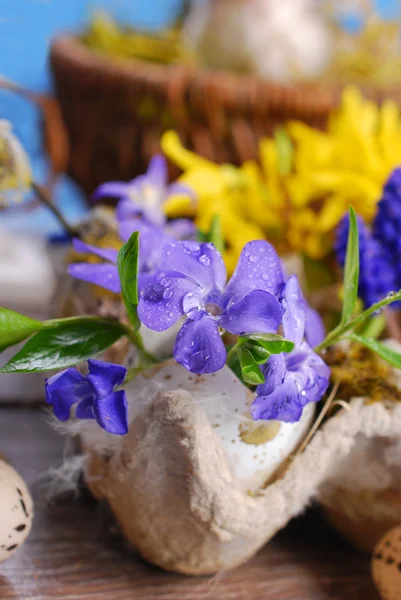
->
(0, 407), (380, 600)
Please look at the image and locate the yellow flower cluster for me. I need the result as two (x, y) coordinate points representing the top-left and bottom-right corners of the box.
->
(163, 88), (401, 269)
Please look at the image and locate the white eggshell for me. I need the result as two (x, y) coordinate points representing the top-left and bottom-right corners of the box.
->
(140, 320), (183, 360)
(0, 461), (33, 562)
(126, 362), (315, 492)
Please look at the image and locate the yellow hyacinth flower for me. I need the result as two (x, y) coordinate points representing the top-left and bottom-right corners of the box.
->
(162, 87), (401, 267)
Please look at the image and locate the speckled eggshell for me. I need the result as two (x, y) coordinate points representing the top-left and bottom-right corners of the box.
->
(372, 525), (401, 600)
(0, 460), (33, 562)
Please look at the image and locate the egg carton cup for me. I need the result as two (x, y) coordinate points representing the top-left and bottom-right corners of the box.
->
(59, 354), (401, 575)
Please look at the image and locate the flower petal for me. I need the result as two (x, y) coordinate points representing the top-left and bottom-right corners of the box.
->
(138, 274), (199, 331)
(93, 390), (128, 435)
(305, 307), (326, 348)
(68, 263), (121, 293)
(162, 240), (226, 290)
(119, 218), (167, 271)
(92, 181), (131, 202)
(258, 354), (286, 397)
(298, 343), (330, 406)
(224, 240), (284, 304)
(174, 312), (226, 374)
(87, 359), (127, 398)
(75, 397), (95, 420)
(116, 197), (141, 222)
(167, 182), (196, 201)
(251, 379), (303, 422)
(165, 218), (196, 240)
(219, 290), (282, 336)
(72, 238), (119, 264)
(147, 154), (168, 188)
(45, 368), (92, 422)
(281, 275), (306, 345)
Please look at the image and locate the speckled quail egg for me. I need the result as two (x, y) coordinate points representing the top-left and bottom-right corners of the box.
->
(372, 525), (401, 600)
(0, 460), (33, 562)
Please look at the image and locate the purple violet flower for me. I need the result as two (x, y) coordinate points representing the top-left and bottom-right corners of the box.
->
(92, 154), (193, 232)
(251, 276), (330, 423)
(335, 213), (396, 308)
(138, 239), (284, 374)
(305, 306), (326, 348)
(68, 220), (168, 294)
(45, 360), (128, 435)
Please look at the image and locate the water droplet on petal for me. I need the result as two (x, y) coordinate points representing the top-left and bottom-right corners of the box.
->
(183, 292), (201, 314)
(249, 255), (258, 263)
(199, 254), (210, 266)
(163, 288), (173, 300)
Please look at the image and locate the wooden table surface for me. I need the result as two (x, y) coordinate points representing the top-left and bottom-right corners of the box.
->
(0, 406), (380, 600)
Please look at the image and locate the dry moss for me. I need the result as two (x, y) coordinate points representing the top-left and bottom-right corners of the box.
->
(326, 343), (401, 405)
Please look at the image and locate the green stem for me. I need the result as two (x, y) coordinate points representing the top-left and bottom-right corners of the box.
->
(315, 290), (401, 353)
(124, 325), (158, 366)
(123, 364), (148, 386)
(226, 343), (239, 367)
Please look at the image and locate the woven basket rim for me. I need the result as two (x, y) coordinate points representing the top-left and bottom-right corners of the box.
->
(50, 34), (337, 114)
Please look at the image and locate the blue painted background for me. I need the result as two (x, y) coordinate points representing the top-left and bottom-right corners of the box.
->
(0, 0), (185, 234)
(0, 0), (399, 234)
(0, 0), (184, 152)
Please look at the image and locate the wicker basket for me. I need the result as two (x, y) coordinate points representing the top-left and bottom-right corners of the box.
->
(50, 35), (338, 195)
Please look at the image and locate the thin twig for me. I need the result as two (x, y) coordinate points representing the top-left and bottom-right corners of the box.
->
(31, 181), (78, 238)
(330, 399), (351, 413)
(295, 381), (341, 457)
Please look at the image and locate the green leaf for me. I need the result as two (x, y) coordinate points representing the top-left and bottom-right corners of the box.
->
(0, 317), (126, 373)
(241, 333), (294, 355)
(315, 289), (401, 352)
(238, 346), (265, 386)
(350, 333), (401, 369)
(117, 231), (140, 330)
(196, 215), (225, 254)
(196, 229), (207, 243)
(226, 345), (243, 382)
(208, 215), (224, 254)
(274, 127), (293, 176)
(0, 308), (44, 352)
(340, 206), (359, 326)
(243, 340), (271, 364)
(358, 312), (387, 340)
